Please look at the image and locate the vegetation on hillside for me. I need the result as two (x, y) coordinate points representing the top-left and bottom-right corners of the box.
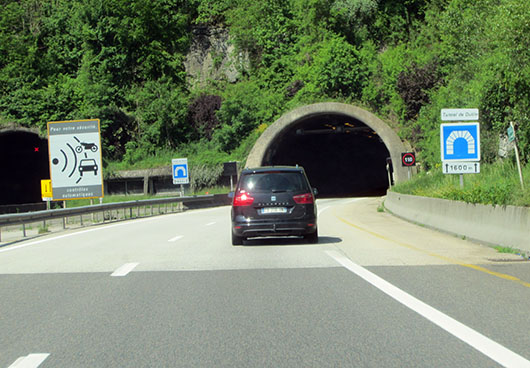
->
(1, 0), (528, 187)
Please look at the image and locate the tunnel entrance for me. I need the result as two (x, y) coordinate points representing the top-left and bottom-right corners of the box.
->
(0, 130), (49, 208)
(245, 103), (408, 198)
(265, 114), (390, 197)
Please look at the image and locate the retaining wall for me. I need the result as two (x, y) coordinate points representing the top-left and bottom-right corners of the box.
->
(385, 191), (530, 253)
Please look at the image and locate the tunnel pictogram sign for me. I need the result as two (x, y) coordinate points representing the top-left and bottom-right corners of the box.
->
(48, 120), (104, 200)
(172, 158), (189, 185)
(440, 123), (480, 162)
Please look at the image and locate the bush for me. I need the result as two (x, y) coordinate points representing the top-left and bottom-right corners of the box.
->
(187, 94), (222, 140)
(189, 163), (224, 192)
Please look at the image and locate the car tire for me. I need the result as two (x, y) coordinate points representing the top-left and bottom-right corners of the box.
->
(232, 232), (244, 246)
(304, 228), (318, 244)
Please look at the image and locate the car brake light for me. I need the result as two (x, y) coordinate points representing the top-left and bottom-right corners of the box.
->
(233, 192), (255, 206)
(293, 193), (314, 204)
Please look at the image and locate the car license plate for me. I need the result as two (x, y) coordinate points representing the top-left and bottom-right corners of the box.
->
(261, 207), (287, 214)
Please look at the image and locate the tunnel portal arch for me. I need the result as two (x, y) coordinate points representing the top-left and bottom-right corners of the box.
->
(0, 126), (49, 207)
(245, 103), (409, 196)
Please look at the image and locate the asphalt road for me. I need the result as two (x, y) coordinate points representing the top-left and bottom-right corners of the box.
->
(0, 197), (529, 367)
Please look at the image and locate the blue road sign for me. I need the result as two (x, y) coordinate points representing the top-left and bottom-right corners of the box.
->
(172, 158), (189, 184)
(173, 165), (187, 178)
(440, 123), (480, 161)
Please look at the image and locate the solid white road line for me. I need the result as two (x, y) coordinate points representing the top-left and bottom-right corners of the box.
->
(205, 222), (216, 226)
(8, 353), (50, 368)
(326, 250), (530, 368)
(168, 235), (183, 242)
(111, 262), (139, 277)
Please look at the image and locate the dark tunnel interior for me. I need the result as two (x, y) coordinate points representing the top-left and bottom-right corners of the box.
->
(263, 114), (391, 197)
(0, 131), (49, 206)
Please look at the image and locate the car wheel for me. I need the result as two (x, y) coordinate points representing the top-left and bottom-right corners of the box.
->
(304, 228), (318, 244)
(232, 232), (244, 246)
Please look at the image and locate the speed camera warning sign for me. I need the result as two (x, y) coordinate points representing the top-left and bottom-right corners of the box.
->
(48, 120), (104, 200)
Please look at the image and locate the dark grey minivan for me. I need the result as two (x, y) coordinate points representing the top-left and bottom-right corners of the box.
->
(230, 166), (318, 245)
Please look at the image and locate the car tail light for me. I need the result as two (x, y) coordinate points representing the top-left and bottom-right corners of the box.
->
(293, 193), (314, 204)
(233, 191), (255, 206)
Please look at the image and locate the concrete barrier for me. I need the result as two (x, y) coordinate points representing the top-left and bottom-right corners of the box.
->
(384, 191), (530, 253)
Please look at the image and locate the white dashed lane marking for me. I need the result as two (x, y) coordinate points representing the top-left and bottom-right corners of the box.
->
(8, 353), (50, 368)
(111, 263), (139, 277)
(168, 235), (183, 242)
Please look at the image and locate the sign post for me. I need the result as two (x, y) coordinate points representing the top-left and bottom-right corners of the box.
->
(401, 152), (416, 180)
(48, 120), (104, 200)
(223, 162), (238, 191)
(440, 111), (481, 188)
(172, 158), (189, 196)
(509, 122), (525, 190)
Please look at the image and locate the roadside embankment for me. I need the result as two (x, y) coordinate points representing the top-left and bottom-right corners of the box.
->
(384, 191), (530, 254)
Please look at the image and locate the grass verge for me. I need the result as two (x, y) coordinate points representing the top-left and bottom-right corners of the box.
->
(392, 161), (529, 207)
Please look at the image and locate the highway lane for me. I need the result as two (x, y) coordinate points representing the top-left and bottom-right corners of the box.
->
(0, 197), (529, 367)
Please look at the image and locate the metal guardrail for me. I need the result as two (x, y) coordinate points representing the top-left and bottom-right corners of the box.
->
(0, 194), (225, 242)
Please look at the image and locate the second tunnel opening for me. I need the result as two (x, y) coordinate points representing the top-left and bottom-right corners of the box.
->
(262, 113), (391, 198)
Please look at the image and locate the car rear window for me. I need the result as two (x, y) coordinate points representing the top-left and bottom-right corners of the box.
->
(239, 172), (308, 192)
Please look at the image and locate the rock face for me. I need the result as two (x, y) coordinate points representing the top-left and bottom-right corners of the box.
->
(184, 26), (249, 87)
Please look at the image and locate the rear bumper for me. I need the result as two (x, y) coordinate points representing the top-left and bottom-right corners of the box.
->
(232, 219), (317, 238)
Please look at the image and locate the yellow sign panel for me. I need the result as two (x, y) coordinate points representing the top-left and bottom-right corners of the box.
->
(41, 179), (53, 200)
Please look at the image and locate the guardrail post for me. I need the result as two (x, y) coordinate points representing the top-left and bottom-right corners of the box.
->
(63, 217), (66, 229)
(80, 215), (83, 226)
(23, 223), (26, 237)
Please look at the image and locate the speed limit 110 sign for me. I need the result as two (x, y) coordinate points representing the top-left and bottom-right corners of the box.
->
(401, 152), (416, 167)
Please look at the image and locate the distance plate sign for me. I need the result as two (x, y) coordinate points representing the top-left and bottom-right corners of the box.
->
(442, 161), (481, 174)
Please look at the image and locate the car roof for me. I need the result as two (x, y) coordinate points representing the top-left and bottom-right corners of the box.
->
(241, 166), (305, 174)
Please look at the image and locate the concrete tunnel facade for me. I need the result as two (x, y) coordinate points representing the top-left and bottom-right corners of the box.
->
(245, 102), (410, 197)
